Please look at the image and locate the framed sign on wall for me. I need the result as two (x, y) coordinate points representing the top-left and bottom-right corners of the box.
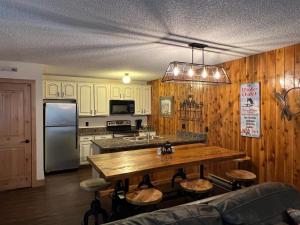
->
(160, 96), (174, 117)
(240, 82), (261, 138)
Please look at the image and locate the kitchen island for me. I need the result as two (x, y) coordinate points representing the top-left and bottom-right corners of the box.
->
(91, 134), (206, 154)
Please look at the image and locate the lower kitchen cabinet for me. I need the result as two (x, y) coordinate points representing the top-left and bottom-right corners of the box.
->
(79, 134), (113, 165)
(79, 141), (92, 165)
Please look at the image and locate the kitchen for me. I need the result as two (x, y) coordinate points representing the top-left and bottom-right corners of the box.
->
(1, 1), (300, 225)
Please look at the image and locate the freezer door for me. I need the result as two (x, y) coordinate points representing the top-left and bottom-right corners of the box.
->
(45, 102), (77, 126)
(45, 126), (79, 172)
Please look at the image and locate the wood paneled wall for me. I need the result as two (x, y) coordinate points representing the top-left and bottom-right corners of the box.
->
(148, 43), (300, 190)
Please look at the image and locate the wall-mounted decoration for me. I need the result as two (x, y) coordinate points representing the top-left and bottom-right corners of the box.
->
(240, 82), (261, 138)
(179, 94), (203, 121)
(274, 86), (300, 121)
(160, 96), (174, 117)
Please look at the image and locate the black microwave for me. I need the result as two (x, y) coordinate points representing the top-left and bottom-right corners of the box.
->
(109, 100), (135, 115)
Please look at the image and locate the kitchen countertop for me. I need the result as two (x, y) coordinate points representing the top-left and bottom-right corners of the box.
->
(91, 134), (207, 153)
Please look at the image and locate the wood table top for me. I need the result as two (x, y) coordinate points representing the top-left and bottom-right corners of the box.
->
(88, 143), (245, 181)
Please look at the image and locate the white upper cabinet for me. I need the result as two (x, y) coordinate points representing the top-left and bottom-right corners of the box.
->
(45, 80), (61, 99)
(44, 77), (151, 117)
(44, 80), (77, 99)
(94, 84), (110, 116)
(134, 85), (151, 115)
(110, 84), (134, 100)
(61, 82), (77, 99)
(77, 83), (94, 116)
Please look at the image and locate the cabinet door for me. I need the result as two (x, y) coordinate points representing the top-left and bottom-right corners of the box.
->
(45, 80), (61, 99)
(110, 84), (123, 99)
(123, 86), (134, 100)
(77, 83), (94, 116)
(94, 84), (110, 116)
(79, 141), (92, 164)
(62, 82), (77, 99)
(134, 86), (143, 115)
(143, 86), (152, 115)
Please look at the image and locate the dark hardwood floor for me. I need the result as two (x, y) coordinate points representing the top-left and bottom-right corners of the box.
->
(0, 167), (225, 225)
(0, 167), (97, 225)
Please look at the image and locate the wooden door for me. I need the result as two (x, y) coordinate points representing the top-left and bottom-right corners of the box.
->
(77, 83), (94, 116)
(0, 82), (32, 190)
(94, 84), (110, 116)
(45, 80), (61, 99)
(61, 82), (77, 99)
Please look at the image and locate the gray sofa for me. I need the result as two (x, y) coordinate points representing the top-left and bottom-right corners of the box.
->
(106, 182), (300, 225)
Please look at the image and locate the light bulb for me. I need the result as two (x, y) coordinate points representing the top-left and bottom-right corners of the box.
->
(214, 69), (221, 80)
(122, 73), (131, 84)
(188, 66), (194, 77)
(173, 66), (180, 76)
(201, 67), (207, 78)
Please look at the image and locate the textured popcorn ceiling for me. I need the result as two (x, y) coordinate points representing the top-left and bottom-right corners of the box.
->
(1, 0), (300, 81)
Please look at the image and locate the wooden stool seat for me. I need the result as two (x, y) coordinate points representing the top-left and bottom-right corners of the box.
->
(179, 179), (213, 194)
(126, 188), (163, 206)
(233, 156), (251, 163)
(226, 169), (256, 182)
(80, 178), (111, 192)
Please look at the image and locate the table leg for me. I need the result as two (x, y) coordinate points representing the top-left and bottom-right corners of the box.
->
(138, 174), (154, 188)
(200, 164), (204, 179)
(109, 178), (131, 221)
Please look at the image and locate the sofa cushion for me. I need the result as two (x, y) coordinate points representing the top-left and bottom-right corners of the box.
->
(209, 182), (300, 225)
(105, 204), (223, 225)
(286, 208), (300, 224)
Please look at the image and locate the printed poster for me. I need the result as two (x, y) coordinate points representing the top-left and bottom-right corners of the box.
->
(240, 82), (260, 138)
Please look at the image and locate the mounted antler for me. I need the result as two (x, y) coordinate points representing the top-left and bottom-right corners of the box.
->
(274, 90), (293, 121)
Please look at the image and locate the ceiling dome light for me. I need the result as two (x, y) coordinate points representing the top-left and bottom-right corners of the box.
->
(188, 66), (194, 77)
(201, 67), (208, 78)
(214, 69), (221, 80)
(122, 73), (131, 84)
(173, 65), (180, 76)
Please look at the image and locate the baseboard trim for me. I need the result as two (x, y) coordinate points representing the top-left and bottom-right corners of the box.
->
(32, 179), (45, 187)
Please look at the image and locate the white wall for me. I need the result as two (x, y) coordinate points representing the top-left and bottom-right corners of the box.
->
(0, 61), (44, 181)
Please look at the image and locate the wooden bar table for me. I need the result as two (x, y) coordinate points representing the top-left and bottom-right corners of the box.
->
(88, 143), (245, 181)
(88, 143), (245, 219)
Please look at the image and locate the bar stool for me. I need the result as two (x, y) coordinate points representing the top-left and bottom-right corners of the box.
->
(80, 178), (111, 225)
(179, 178), (213, 199)
(126, 188), (163, 206)
(226, 156), (256, 189)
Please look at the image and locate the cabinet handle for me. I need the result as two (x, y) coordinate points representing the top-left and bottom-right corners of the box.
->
(57, 92), (60, 97)
(94, 109), (96, 115)
(120, 94), (121, 99)
(90, 110), (92, 115)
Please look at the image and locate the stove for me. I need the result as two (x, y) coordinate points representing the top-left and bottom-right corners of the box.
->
(106, 120), (138, 137)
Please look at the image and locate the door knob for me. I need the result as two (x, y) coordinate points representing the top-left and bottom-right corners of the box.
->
(24, 139), (30, 143)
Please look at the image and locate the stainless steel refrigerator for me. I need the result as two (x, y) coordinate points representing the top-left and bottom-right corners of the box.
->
(44, 100), (79, 173)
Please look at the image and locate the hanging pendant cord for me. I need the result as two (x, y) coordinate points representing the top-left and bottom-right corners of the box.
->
(202, 48), (204, 65)
(192, 47), (194, 64)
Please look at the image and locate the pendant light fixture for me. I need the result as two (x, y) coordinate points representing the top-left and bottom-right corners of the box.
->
(162, 43), (231, 85)
(122, 73), (131, 84)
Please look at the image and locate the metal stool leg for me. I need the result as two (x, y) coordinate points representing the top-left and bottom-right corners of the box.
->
(171, 168), (187, 188)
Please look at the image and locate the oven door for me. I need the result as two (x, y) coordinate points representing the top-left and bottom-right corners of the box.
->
(110, 100), (135, 114)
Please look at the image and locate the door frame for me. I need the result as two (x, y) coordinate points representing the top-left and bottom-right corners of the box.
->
(0, 78), (40, 187)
